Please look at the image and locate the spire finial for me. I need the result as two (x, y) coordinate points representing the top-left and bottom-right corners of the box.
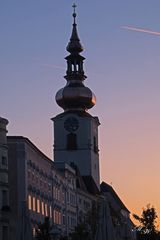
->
(72, 3), (77, 24)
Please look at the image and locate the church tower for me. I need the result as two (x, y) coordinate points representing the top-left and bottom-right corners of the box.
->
(52, 5), (100, 188)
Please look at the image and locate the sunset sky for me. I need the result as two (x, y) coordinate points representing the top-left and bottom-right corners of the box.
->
(1, 1), (160, 225)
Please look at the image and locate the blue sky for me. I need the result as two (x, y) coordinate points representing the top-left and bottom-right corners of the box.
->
(1, 0), (160, 221)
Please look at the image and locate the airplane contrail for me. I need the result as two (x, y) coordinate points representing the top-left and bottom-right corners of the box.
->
(122, 26), (160, 36)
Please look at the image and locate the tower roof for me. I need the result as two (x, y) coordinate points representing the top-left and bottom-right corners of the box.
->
(55, 5), (96, 112)
(66, 4), (83, 54)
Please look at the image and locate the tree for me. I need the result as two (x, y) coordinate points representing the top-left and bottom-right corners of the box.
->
(133, 204), (160, 240)
(35, 217), (51, 240)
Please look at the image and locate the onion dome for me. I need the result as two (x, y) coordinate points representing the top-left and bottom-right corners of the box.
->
(56, 4), (96, 112)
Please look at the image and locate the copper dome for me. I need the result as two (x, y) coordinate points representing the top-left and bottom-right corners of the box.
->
(56, 83), (96, 111)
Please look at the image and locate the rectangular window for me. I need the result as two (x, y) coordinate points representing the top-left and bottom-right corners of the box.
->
(28, 195), (32, 210)
(53, 210), (56, 223)
(2, 156), (7, 166)
(53, 186), (55, 199)
(58, 212), (61, 225)
(67, 133), (77, 150)
(57, 189), (60, 200)
(37, 199), (40, 213)
(62, 191), (65, 204)
(2, 190), (8, 206)
(67, 192), (69, 203)
(55, 188), (57, 199)
(32, 228), (36, 238)
(41, 201), (44, 215)
(49, 206), (52, 218)
(45, 203), (48, 216)
(56, 211), (58, 224)
(32, 197), (36, 211)
(63, 215), (65, 225)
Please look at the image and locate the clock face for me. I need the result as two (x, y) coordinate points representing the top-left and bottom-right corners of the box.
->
(64, 117), (79, 132)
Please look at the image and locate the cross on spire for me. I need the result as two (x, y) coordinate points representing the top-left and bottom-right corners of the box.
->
(72, 3), (77, 13)
(72, 3), (77, 24)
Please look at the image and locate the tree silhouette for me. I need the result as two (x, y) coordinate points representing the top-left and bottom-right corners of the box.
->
(133, 204), (160, 240)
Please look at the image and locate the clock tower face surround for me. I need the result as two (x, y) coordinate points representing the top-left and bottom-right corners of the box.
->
(64, 117), (79, 132)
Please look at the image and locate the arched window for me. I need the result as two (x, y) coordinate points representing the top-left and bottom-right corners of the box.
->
(67, 133), (77, 150)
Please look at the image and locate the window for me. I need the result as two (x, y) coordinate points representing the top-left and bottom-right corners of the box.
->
(70, 193), (75, 205)
(53, 210), (56, 223)
(63, 214), (65, 225)
(45, 203), (48, 216)
(55, 188), (58, 200)
(41, 201), (44, 215)
(37, 199), (40, 213)
(53, 210), (61, 224)
(2, 190), (8, 206)
(28, 195), (32, 210)
(32, 228), (36, 238)
(49, 206), (52, 218)
(57, 189), (60, 200)
(32, 197), (36, 211)
(67, 133), (77, 150)
(56, 211), (58, 224)
(58, 211), (61, 225)
(67, 192), (69, 203)
(2, 156), (7, 166)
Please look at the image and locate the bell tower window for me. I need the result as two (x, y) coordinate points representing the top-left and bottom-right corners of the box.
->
(67, 133), (77, 150)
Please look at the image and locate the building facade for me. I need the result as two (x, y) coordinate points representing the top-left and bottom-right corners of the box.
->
(7, 136), (97, 239)
(0, 117), (10, 240)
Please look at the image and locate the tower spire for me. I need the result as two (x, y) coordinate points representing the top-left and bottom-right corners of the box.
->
(72, 3), (77, 24)
(55, 5), (96, 112)
(66, 4), (83, 54)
